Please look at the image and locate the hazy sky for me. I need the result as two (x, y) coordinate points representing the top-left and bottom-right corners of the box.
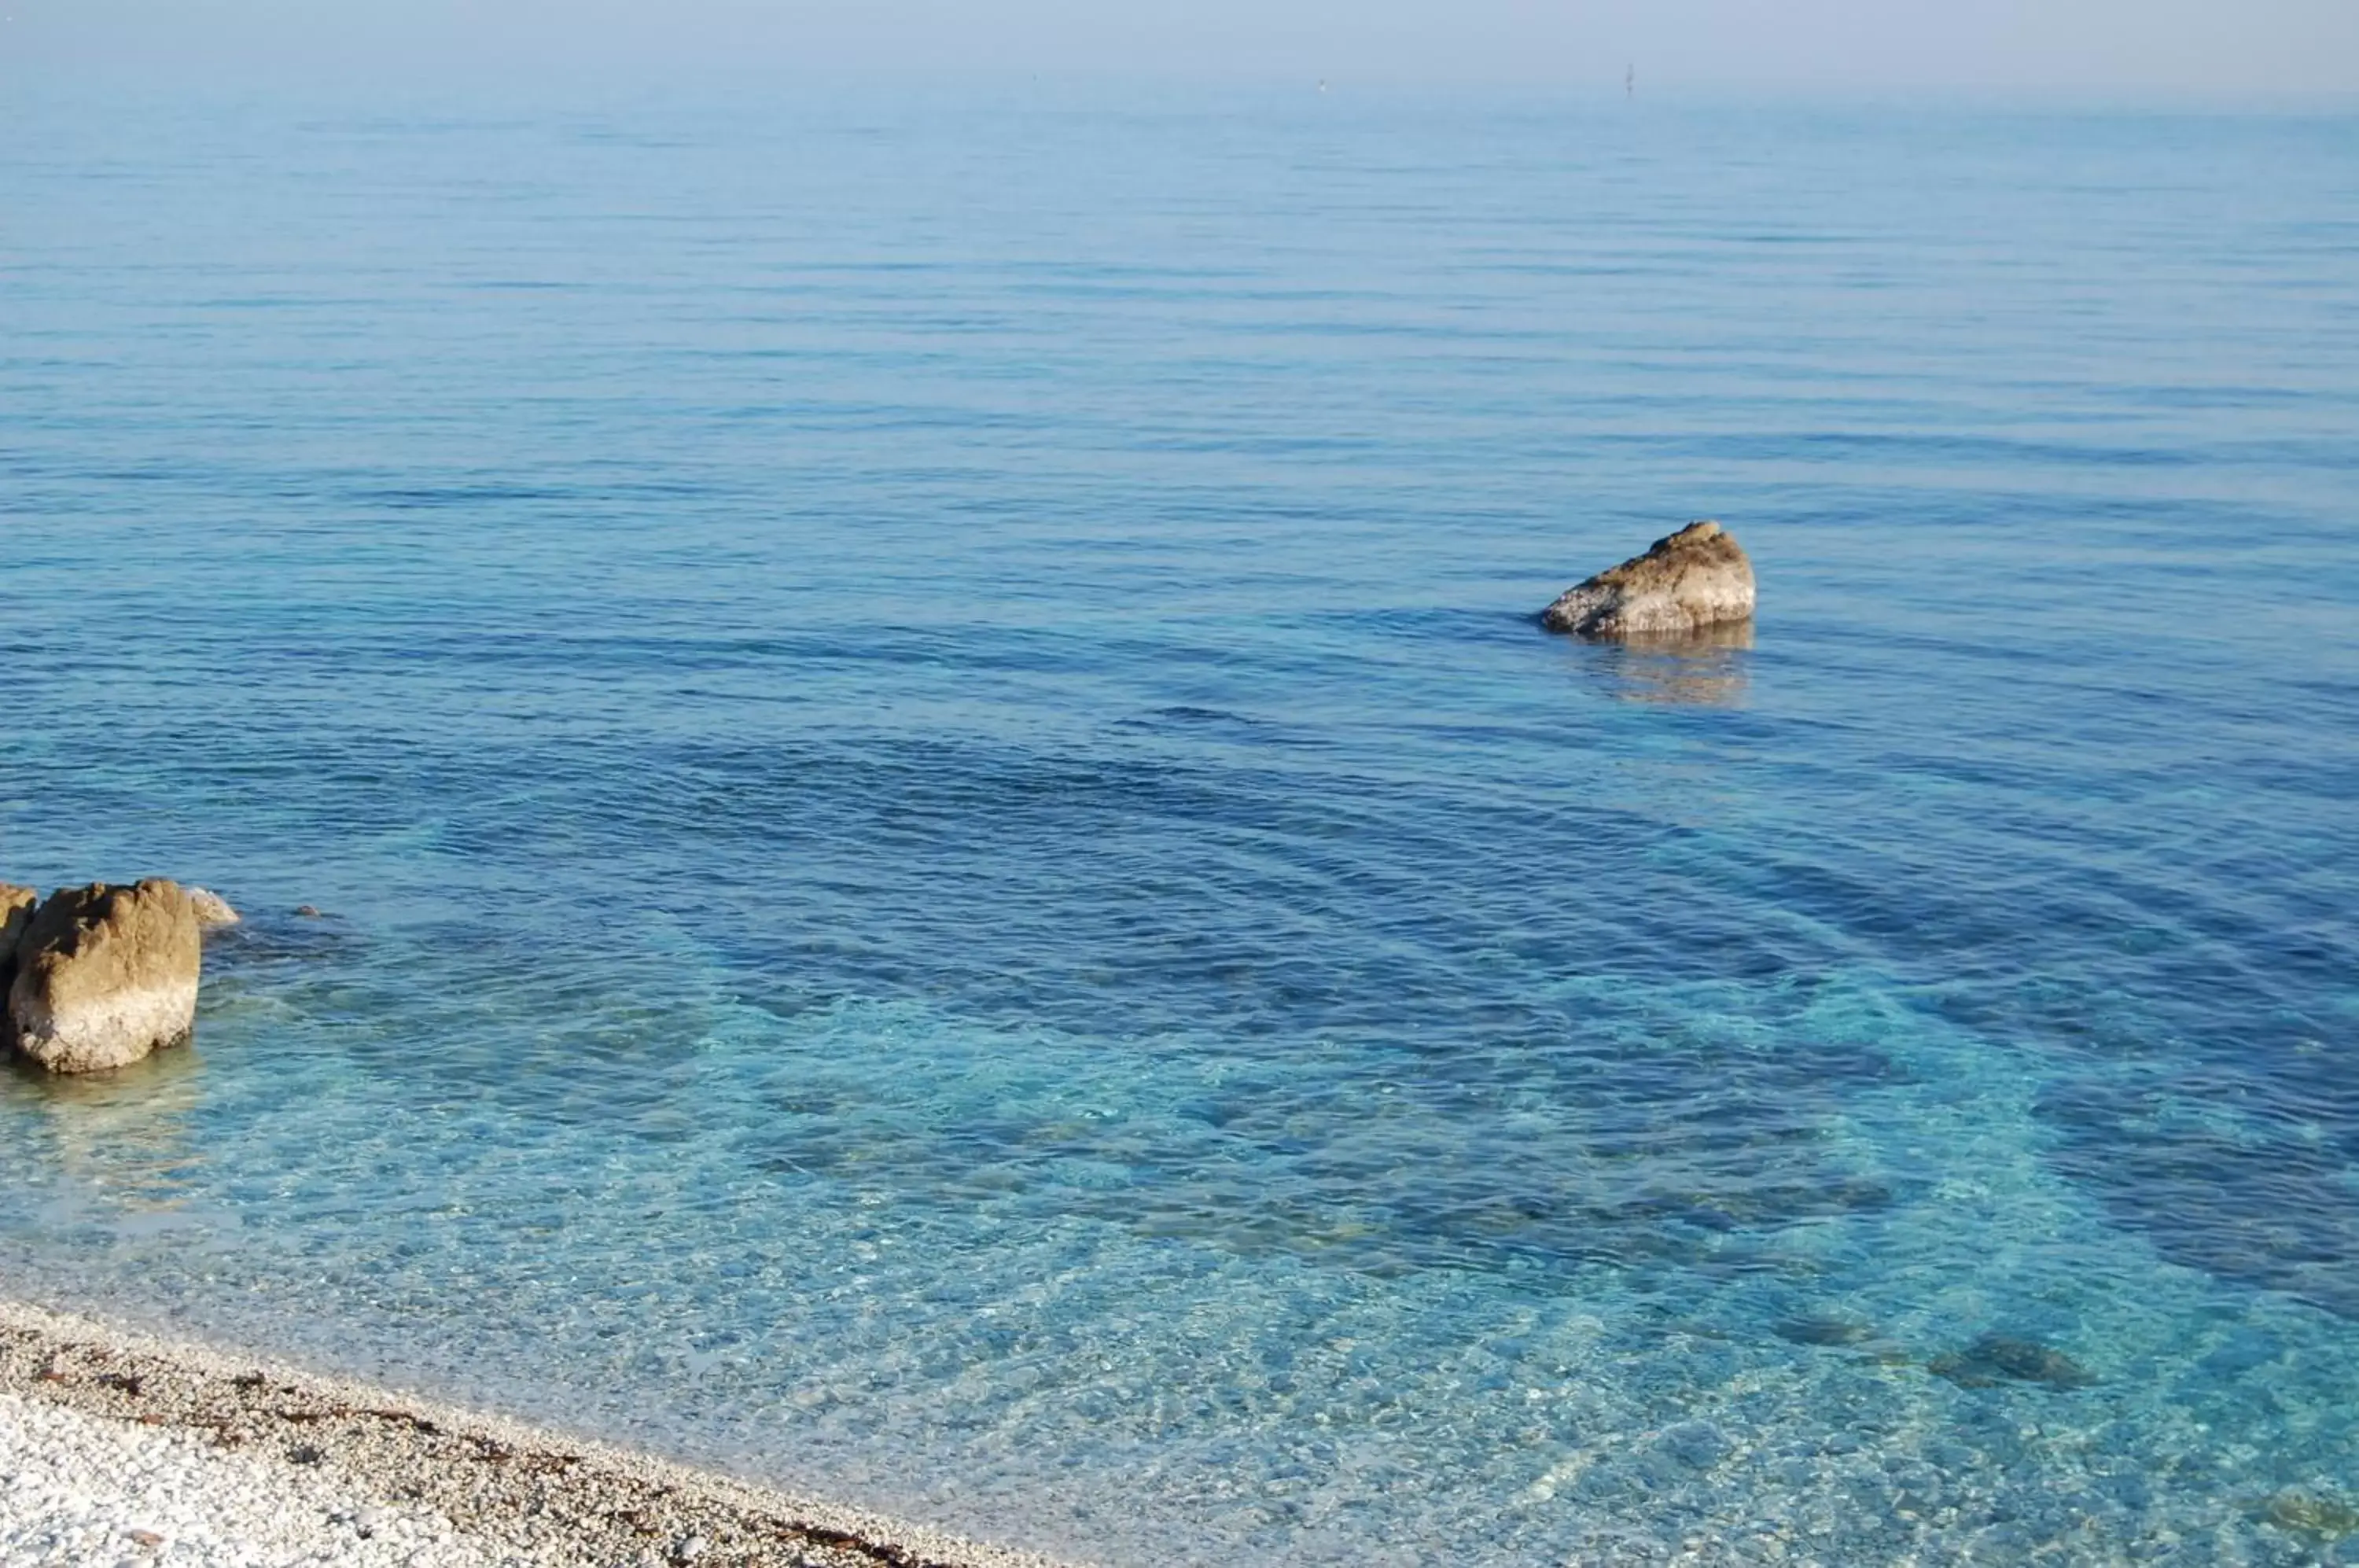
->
(10, 0), (2359, 95)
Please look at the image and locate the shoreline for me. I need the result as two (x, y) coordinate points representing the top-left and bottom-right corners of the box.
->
(0, 1295), (1084, 1568)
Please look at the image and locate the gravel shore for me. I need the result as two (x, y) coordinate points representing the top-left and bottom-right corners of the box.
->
(0, 1298), (1080, 1568)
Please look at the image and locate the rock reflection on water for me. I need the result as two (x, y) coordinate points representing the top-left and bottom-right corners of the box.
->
(1576, 620), (1754, 706)
(3, 1043), (209, 1218)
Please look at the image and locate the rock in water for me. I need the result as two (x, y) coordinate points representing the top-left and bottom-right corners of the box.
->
(2261, 1488), (2359, 1541)
(188, 887), (241, 929)
(7, 881), (201, 1073)
(1772, 1313), (1875, 1347)
(1539, 521), (1756, 639)
(1928, 1332), (2098, 1390)
(0, 883), (37, 981)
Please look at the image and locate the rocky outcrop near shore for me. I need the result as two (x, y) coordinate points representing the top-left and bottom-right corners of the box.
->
(1540, 521), (1756, 639)
(6, 880), (202, 1074)
(189, 887), (241, 929)
(0, 884), (37, 992)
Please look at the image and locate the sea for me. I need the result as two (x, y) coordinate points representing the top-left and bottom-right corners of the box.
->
(2, 78), (2356, 1566)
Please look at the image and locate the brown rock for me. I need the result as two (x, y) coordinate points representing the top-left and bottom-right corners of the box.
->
(7, 881), (201, 1073)
(188, 887), (241, 929)
(1539, 520), (1757, 639)
(0, 883), (37, 988)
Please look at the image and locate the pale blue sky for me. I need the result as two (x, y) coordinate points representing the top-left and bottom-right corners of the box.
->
(10, 0), (2359, 94)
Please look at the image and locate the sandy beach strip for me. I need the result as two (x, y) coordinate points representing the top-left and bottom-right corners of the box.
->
(0, 1297), (1085, 1568)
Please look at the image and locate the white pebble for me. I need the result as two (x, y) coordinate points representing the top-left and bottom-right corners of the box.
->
(0, 1391), (495, 1567)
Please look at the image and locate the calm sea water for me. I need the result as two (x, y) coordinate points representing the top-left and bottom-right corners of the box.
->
(4, 80), (2357, 1566)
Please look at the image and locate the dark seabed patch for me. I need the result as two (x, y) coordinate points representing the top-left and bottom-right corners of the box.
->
(1927, 1334), (2100, 1391)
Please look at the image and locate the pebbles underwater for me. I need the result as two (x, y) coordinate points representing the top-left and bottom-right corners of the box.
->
(9, 970), (2359, 1568)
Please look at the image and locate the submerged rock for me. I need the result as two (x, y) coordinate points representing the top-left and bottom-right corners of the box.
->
(7, 880), (201, 1074)
(2259, 1487), (2359, 1540)
(188, 888), (240, 929)
(1772, 1313), (1875, 1347)
(1540, 521), (1756, 639)
(1928, 1333), (2097, 1390)
(1655, 1420), (1729, 1470)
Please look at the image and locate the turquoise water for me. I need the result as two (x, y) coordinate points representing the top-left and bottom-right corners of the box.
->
(4, 82), (2358, 1564)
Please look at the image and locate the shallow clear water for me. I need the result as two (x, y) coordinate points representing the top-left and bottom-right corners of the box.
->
(3, 81), (2358, 1565)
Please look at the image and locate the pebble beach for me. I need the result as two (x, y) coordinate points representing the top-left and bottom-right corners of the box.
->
(0, 1299), (1071, 1568)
